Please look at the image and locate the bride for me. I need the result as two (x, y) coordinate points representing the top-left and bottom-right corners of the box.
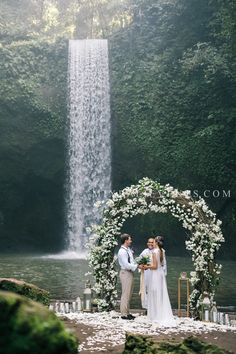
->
(143, 236), (175, 325)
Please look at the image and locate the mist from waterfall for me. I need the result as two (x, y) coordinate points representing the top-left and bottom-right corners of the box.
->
(66, 39), (111, 253)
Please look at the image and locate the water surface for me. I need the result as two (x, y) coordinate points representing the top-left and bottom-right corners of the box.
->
(0, 254), (235, 310)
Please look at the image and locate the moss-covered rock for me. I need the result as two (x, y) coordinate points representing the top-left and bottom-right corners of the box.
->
(0, 278), (50, 305)
(0, 291), (78, 354)
(123, 333), (232, 354)
(123, 333), (157, 354)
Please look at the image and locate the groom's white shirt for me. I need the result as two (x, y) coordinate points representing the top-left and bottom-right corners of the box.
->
(118, 246), (137, 272)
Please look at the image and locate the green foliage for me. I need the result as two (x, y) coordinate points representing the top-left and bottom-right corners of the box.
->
(109, 0), (236, 257)
(0, 278), (50, 305)
(0, 38), (67, 138)
(0, 291), (78, 354)
(0, 0), (131, 42)
(0, 0), (133, 253)
(0, 0), (235, 256)
(123, 334), (232, 354)
(0, 38), (67, 252)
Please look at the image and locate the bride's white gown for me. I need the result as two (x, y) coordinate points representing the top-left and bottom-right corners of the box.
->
(147, 248), (175, 325)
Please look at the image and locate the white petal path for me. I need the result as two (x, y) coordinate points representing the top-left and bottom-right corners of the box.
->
(58, 311), (236, 352)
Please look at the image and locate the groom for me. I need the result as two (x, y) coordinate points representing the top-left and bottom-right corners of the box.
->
(118, 233), (140, 320)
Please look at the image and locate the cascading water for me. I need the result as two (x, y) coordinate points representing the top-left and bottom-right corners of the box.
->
(66, 39), (111, 253)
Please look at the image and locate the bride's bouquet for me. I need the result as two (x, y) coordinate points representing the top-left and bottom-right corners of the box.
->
(135, 255), (150, 265)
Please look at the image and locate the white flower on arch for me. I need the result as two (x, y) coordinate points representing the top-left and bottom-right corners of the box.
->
(88, 177), (224, 318)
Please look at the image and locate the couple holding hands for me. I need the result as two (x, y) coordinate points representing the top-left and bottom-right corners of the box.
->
(117, 233), (175, 325)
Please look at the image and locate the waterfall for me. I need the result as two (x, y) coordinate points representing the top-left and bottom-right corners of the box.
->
(66, 39), (111, 253)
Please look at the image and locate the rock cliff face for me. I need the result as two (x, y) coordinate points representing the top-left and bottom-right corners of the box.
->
(0, 290), (78, 354)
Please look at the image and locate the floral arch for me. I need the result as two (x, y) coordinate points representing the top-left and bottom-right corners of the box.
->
(89, 177), (224, 317)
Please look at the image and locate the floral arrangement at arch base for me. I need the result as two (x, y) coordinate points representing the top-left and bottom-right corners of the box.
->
(88, 177), (224, 318)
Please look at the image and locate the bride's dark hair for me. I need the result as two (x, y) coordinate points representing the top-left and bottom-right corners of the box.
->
(155, 236), (164, 264)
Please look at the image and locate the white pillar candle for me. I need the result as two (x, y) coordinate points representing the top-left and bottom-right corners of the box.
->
(65, 302), (70, 313)
(60, 302), (65, 313)
(212, 311), (217, 323)
(49, 304), (54, 311)
(219, 312), (224, 325)
(55, 302), (59, 312)
(86, 299), (90, 310)
(76, 297), (82, 312)
(204, 310), (209, 322)
(72, 301), (76, 312)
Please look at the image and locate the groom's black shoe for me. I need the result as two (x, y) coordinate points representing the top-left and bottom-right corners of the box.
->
(121, 315), (134, 320)
(127, 314), (135, 320)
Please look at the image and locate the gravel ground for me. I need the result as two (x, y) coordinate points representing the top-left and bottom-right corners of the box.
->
(59, 311), (236, 353)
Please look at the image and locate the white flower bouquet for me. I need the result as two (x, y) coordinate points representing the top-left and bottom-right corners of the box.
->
(135, 255), (150, 265)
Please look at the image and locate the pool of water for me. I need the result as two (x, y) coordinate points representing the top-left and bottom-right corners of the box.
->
(0, 254), (235, 310)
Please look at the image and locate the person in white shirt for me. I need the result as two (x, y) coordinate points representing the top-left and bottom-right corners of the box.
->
(139, 238), (155, 309)
(117, 233), (140, 320)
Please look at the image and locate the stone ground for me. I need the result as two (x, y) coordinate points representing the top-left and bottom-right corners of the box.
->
(59, 311), (236, 353)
